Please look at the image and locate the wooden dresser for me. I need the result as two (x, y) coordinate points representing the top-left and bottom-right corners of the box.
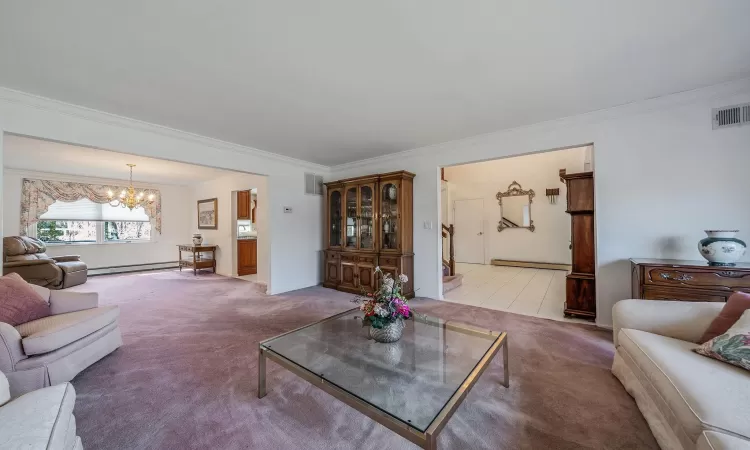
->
(323, 171), (415, 297)
(631, 258), (750, 302)
(560, 169), (596, 319)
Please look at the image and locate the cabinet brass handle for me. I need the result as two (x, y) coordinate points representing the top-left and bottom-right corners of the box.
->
(659, 273), (693, 282)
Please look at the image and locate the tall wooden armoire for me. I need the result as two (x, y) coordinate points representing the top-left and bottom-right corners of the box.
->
(560, 169), (596, 319)
(323, 171), (415, 298)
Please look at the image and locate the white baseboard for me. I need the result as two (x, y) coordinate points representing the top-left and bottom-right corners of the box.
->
(89, 261), (178, 276)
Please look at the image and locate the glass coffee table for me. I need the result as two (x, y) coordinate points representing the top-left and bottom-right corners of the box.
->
(258, 309), (508, 450)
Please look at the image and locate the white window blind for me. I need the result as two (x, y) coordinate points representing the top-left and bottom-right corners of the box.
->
(40, 199), (150, 222)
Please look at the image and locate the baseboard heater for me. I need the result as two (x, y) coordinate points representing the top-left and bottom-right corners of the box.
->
(490, 259), (571, 271)
(88, 261), (179, 276)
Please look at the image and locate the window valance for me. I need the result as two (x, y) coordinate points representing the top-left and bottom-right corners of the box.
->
(20, 178), (162, 234)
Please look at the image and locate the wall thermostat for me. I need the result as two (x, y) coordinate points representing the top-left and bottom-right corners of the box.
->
(283, 207), (293, 213)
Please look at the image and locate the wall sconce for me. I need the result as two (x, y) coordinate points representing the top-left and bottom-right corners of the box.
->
(546, 188), (560, 204)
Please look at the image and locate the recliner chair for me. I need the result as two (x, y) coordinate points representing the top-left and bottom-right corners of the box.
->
(3, 236), (88, 289)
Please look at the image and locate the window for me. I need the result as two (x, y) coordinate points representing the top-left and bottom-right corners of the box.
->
(36, 220), (98, 244)
(104, 221), (151, 241)
(34, 199), (152, 244)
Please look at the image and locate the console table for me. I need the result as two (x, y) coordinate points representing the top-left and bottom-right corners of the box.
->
(631, 258), (750, 302)
(178, 245), (217, 275)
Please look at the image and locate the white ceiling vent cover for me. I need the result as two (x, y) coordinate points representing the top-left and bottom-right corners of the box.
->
(712, 102), (750, 130)
(304, 173), (324, 195)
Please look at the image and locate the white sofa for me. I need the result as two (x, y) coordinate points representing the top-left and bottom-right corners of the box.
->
(612, 300), (750, 450)
(0, 283), (122, 397)
(0, 371), (82, 449)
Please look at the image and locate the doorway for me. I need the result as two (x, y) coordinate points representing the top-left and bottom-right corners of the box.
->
(438, 144), (595, 324)
(453, 198), (484, 264)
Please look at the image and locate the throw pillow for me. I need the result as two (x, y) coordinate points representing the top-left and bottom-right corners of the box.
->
(694, 309), (750, 372)
(700, 291), (750, 343)
(0, 272), (51, 326)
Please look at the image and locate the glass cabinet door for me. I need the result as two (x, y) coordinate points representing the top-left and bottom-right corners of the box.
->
(345, 186), (358, 249)
(329, 190), (342, 247)
(381, 182), (399, 250)
(359, 185), (374, 250)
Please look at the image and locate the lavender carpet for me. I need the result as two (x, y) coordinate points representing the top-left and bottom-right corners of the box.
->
(70, 271), (657, 449)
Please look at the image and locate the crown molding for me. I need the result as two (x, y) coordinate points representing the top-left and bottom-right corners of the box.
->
(3, 168), (184, 189)
(3, 76), (749, 176)
(330, 76), (750, 173)
(0, 87), (330, 173)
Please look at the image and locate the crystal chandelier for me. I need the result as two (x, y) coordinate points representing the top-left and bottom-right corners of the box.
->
(107, 164), (155, 210)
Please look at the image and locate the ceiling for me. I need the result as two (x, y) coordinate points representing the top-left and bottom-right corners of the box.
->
(1, 1), (749, 166)
(3, 135), (234, 185)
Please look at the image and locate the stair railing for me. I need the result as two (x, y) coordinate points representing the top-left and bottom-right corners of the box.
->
(441, 223), (455, 276)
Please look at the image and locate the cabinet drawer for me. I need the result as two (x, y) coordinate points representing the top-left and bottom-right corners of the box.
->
(341, 254), (358, 263)
(379, 256), (399, 268)
(358, 254), (377, 265)
(644, 267), (750, 291)
(325, 252), (340, 262)
(642, 286), (727, 302)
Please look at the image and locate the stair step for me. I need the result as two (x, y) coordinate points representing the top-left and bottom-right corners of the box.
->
(442, 274), (463, 294)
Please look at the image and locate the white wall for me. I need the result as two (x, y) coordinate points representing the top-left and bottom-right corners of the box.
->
(331, 78), (750, 327)
(0, 88), (328, 294)
(444, 146), (586, 265)
(3, 169), (192, 268)
(190, 173), (269, 282)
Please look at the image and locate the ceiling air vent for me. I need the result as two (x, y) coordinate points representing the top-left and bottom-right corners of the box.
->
(304, 173), (324, 196)
(712, 102), (750, 130)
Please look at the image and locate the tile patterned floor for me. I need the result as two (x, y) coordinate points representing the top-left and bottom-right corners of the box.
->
(443, 263), (590, 324)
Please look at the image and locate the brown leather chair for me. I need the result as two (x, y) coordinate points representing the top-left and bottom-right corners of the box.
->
(2, 236), (88, 289)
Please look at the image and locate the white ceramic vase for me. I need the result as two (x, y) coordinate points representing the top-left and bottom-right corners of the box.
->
(698, 230), (746, 266)
(192, 233), (203, 245)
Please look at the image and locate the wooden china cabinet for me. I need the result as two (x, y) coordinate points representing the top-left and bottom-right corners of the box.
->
(323, 171), (415, 298)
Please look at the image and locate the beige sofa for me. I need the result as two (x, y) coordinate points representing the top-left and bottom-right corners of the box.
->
(0, 371), (82, 449)
(3, 236), (88, 289)
(612, 300), (750, 450)
(0, 283), (122, 397)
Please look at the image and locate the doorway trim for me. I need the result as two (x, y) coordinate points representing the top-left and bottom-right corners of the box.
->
(437, 143), (596, 301)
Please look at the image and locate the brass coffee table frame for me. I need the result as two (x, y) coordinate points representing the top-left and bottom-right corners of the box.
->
(258, 309), (509, 450)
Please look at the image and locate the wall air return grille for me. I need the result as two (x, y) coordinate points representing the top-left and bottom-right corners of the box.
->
(304, 173), (324, 195)
(712, 102), (750, 129)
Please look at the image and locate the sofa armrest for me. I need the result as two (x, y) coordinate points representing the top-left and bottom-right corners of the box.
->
(612, 299), (723, 347)
(50, 255), (81, 263)
(0, 382), (76, 449)
(0, 323), (27, 373)
(0, 372), (9, 406)
(3, 259), (54, 268)
(49, 290), (98, 315)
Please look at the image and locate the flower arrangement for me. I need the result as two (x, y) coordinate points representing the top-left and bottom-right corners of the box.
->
(355, 267), (411, 329)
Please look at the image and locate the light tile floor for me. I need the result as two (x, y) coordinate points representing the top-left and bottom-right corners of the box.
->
(443, 263), (590, 324)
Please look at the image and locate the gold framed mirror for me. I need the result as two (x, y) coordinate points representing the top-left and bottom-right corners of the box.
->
(496, 181), (535, 232)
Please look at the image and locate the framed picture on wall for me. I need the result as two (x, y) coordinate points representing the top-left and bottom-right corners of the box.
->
(197, 198), (218, 230)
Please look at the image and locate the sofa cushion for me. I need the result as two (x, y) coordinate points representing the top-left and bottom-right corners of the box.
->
(618, 328), (750, 442)
(695, 309), (750, 372)
(0, 272), (51, 326)
(3, 235), (47, 259)
(697, 431), (750, 450)
(17, 305), (119, 355)
(700, 291), (750, 343)
(0, 382), (76, 450)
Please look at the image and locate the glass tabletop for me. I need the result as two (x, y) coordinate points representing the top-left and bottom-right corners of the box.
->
(260, 309), (503, 432)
